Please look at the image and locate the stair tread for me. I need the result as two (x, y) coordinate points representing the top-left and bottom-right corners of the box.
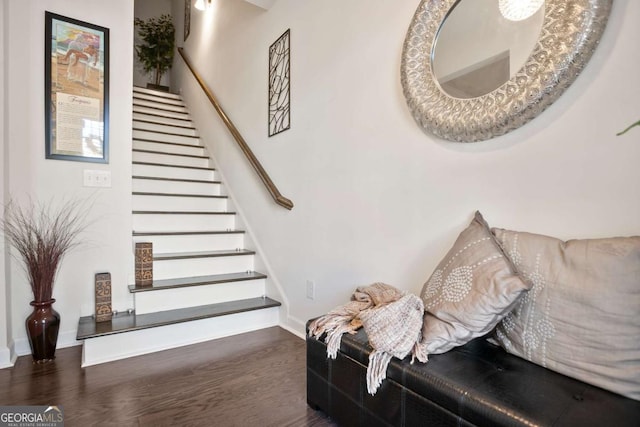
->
(132, 113), (193, 124)
(132, 175), (220, 184)
(132, 101), (187, 110)
(132, 95), (186, 107)
(133, 149), (207, 159)
(133, 104), (192, 118)
(76, 296), (279, 340)
(133, 86), (182, 99)
(133, 210), (234, 215)
(133, 192), (227, 199)
(133, 230), (244, 236)
(133, 161), (214, 171)
(133, 128), (200, 139)
(129, 271), (268, 293)
(133, 138), (202, 148)
(133, 119), (196, 130)
(154, 249), (255, 260)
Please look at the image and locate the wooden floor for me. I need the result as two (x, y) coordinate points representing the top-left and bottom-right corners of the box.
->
(0, 327), (336, 427)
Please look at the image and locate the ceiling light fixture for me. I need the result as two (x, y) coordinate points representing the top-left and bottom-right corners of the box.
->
(499, 0), (545, 21)
(194, 0), (211, 11)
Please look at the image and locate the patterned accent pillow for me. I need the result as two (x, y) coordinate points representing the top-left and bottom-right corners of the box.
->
(492, 229), (640, 401)
(417, 212), (531, 356)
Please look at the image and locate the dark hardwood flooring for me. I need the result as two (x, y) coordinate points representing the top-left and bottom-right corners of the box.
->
(0, 327), (336, 427)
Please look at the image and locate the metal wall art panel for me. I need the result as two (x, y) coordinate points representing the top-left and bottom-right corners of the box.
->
(269, 29), (291, 137)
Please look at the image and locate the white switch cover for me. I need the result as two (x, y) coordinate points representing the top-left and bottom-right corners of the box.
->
(306, 280), (315, 300)
(83, 170), (112, 188)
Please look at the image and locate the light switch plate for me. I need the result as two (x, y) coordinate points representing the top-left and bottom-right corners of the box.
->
(83, 169), (112, 188)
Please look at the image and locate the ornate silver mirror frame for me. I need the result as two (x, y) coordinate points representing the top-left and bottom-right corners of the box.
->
(401, 0), (613, 142)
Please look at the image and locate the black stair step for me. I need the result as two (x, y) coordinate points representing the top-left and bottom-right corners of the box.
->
(132, 192), (227, 199)
(133, 230), (243, 236)
(133, 86), (182, 99)
(133, 149), (207, 159)
(76, 296), (280, 340)
(132, 95), (185, 108)
(132, 175), (220, 184)
(132, 111), (192, 123)
(133, 210), (234, 215)
(133, 118), (196, 131)
(133, 161), (214, 171)
(154, 249), (254, 261)
(133, 138), (202, 149)
(132, 103), (189, 115)
(133, 230), (244, 236)
(132, 100), (187, 110)
(128, 271), (268, 293)
(133, 128), (200, 139)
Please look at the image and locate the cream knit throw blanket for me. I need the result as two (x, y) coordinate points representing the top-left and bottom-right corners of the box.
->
(308, 283), (425, 394)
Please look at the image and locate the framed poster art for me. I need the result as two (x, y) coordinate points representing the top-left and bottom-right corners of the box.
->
(45, 12), (109, 163)
(268, 29), (290, 137)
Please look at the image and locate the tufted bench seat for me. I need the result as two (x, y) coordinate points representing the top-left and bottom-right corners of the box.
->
(306, 322), (640, 427)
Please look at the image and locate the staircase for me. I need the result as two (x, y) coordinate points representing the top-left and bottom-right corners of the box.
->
(77, 87), (280, 367)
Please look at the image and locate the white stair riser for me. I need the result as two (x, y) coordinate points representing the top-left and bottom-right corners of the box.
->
(132, 233), (245, 253)
(152, 255), (254, 280)
(134, 279), (265, 315)
(133, 120), (198, 137)
(81, 306), (279, 367)
(133, 112), (193, 128)
(133, 179), (222, 195)
(133, 99), (188, 114)
(133, 214), (235, 232)
(133, 105), (191, 120)
(133, 140), (205, 157)
(133, 130), (200, 146)
(133, 195), (227, 212)
(133, 164), (215, 181)
(133, 93), (185, 106)
(133, 86), (182, 100)
(133, 151), (209, 168)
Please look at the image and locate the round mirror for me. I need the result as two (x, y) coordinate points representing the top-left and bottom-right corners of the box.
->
(432, 0), (544, 99)
(401, 0), (613, 142)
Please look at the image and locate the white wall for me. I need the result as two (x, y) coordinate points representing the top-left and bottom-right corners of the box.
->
(134, 0), (173, 89)
(2, 0), (133, 361)
(171, 0), (640, 335)
(0, 0), (10, 368)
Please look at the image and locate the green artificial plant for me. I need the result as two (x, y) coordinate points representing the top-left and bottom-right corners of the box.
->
(134, 14), (175, 88)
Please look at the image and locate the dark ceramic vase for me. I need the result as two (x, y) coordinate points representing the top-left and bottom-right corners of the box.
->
(25, 299), (60, 363)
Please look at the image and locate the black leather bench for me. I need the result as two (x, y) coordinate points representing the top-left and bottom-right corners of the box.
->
(306, 323), (640, 427)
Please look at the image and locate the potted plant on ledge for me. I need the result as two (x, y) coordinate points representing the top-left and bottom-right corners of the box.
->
(2, 198), (89, 363)
(134, 14), (175, 92)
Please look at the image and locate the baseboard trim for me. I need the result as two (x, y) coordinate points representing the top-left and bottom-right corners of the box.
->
(11, 329), (82, 357)
(0, 346), (12, 369)
(281, 315), (306, 339)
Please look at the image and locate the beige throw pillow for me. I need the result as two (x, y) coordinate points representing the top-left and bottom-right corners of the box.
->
(492, 228), (640, 401)
(417, 212), (531, 356)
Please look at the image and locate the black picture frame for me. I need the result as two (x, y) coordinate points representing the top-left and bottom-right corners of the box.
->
(184, 0), (191, 42)
(268, 29), (290, 137)
(45, 11), (109, 163)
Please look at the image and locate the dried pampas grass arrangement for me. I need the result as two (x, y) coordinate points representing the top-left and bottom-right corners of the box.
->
(1, 197), (91, 302)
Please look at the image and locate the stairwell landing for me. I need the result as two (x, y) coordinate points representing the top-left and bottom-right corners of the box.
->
(76, 87), (281, 367)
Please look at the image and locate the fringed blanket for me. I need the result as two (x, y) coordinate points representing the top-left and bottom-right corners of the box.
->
(308, 283), (426, 395)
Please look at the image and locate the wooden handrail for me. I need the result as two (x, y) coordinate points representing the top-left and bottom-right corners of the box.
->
(177, 47), (294, 210)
